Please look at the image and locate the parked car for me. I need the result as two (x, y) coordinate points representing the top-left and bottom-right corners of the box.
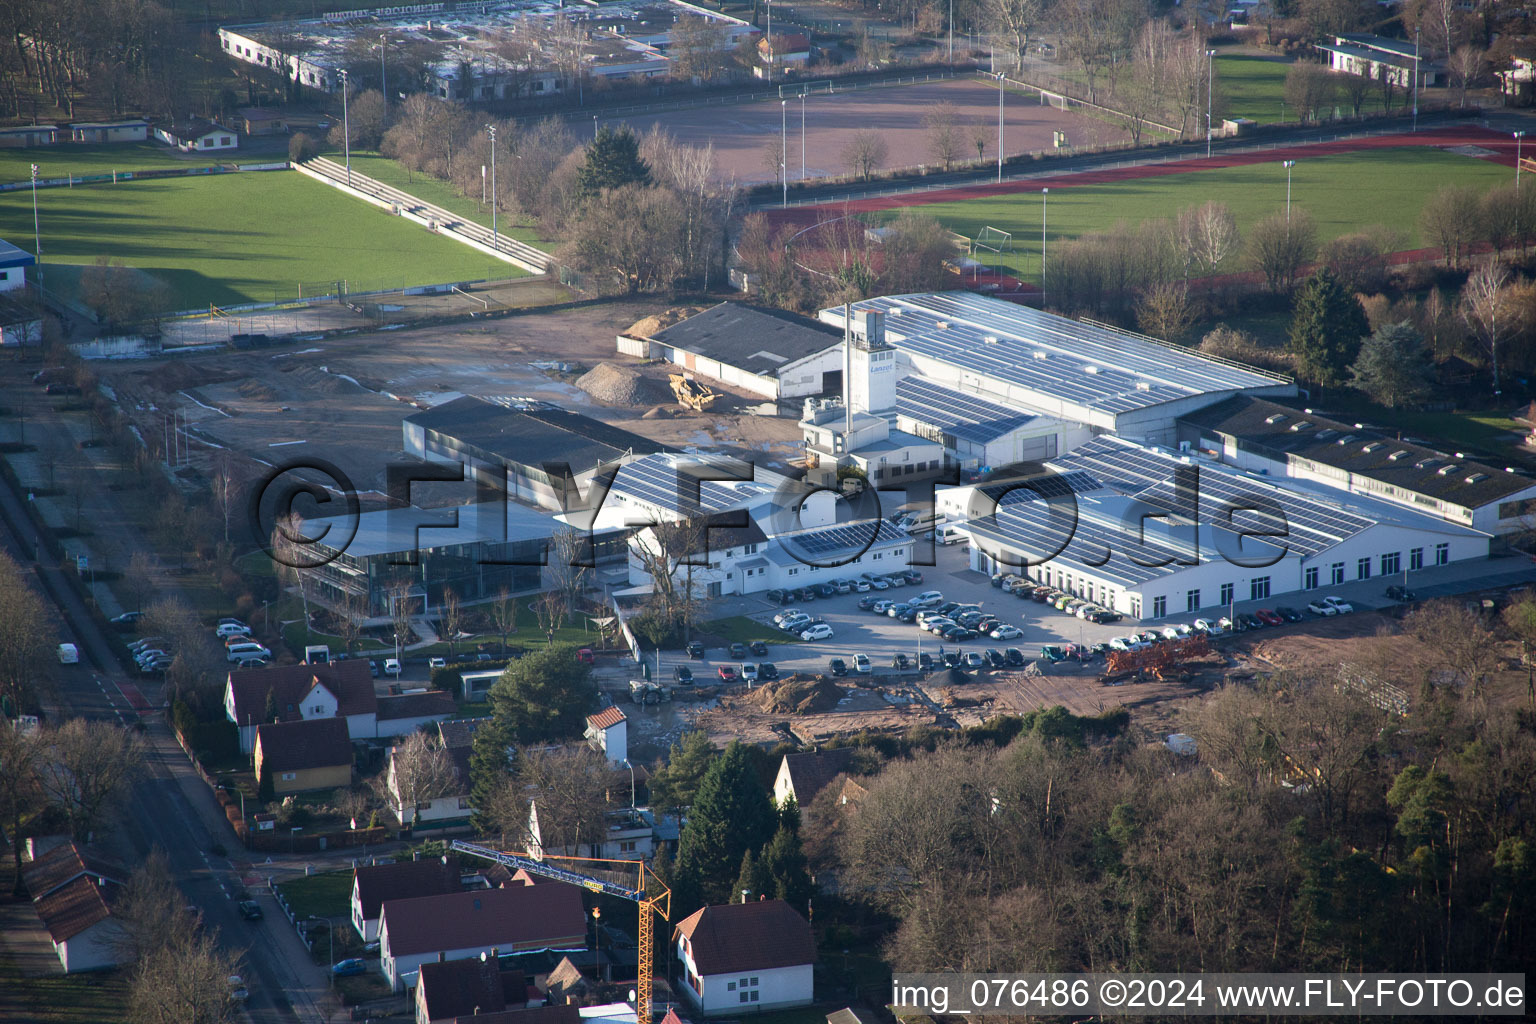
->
(1307, 600), (1339, 616)
(238, 900), (263, 921)
(686, 640), (706, 658)
(1323, 596), (1354, 613)
(331, 959), (367, 977)
(886, 602), (912, 619)
(867, 576), (890, 590)
(717, 665), (737, 682)
(1237, 612), (1264, 630)
(227, 976), (250, 1002)
(765, 589), (788, 604)
(1255, 608), (1284, 626)
(985, 648), (1007, 669)
(1275, 606), (1305, 622)
(891, 653), (911, 670)
(1193, 618), (1225, 635)
(1040, 645), (1066, 662)
(941, 651), (962, 668)
(772, 609), (802, 626)
(674, 666), (694, 685)
(368, 660), (381, 678)
(1385, 585), (1418, 602)
(428, 657), (447, 669)
(991, 624), (1023, 640)
(800, 623), (834, 641)
(758, 662), (779, 681)
(917, 652), (934, 671)
(109, 611), (142, 628)
(1003, 647), (1026, 666)
(749, 640), (769, 657)
(962, 651), (986, 669)
(215, 622), (251, 639)
(850, 579), (871, 593)
(828, 658), (849, 677)
(852, 653), (872, 674)
(740, 663), (759, 682)
(728, 642), (747, 660)
(779, 615), (812, 634)
(871, 599), (894, 614)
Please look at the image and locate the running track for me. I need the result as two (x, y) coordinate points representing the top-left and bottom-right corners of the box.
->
(768, 124), (1524, 295)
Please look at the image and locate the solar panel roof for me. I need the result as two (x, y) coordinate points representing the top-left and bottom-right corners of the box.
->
(825, 293), (1291, 420)
(895, 377), (1040, 445)
(607, 454), (768, 518)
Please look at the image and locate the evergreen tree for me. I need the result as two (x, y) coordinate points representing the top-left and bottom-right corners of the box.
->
(1287, 268), (1370, 388)
(1349, 321), (1435, 408)
(760, 824), (813, 911)
(648, 731), (714, 815)
(468, 717), (516, 835)
(487, 643), (598, 744)
(576, 127), (652, 199)
(732, 849), (773, 904)
(672, 741), (778, 913)
(778, 796), (801, 834)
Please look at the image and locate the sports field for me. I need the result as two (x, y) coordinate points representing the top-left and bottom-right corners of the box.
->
(1216, 54), (1293, 125)
(342, 151), (548, 247)
(0, 169), (519, 309)
(0, 141), (212, 186)
(875, 147), (1511, 284)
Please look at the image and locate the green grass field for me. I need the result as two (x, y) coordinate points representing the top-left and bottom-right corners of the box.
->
(1216, 54), (1294, 125)
(0, 170), (522, 308)
(899, 147), (1509, 284)
(0, 141), (214, 185)
(276, 869), (354, 920)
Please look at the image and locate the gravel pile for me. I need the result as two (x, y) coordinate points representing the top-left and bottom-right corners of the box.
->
(747, 675), (845, 715)
(575, 362), (669, 406)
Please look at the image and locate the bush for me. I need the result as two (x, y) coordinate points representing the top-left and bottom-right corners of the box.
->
(288, 132), (318, 163)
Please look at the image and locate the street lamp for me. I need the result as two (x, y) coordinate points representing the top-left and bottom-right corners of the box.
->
(28, 165), (41, 284)
(621, 757), (635, 809)
(1041, 187), (1049, 309)
(781, 99), (787, 206)
(380, 33), (388, 109)
(800, 90), (806, 180)
(1516, 131), (1526, 190)
(1206, 48), (1217, 159)
(948, 0), (953, 63)
(593, 114), (598, 141)
(592, 906), (604, 981)
(1282, 160), (1295, 221)
(1412, 27), (1420, 133)
(485, 124), (498, 253)
(995, 72), (1005, 183)
(339, 68), (351, 187)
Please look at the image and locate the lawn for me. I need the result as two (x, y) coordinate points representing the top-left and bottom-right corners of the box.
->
(1216, 53), (1294, 125)
(0, 141), (216, 186)
(0, 170), (519, 309)
(0, 957), (130, 1023)
(276, 868), (354, 920)
(342, 151), (550, 248)
(893, 147), (1510, 285)
(701, 614), (804, 645)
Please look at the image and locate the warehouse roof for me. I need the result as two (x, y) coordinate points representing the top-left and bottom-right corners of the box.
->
(310, 500), (557, 559)
(896, 376), (1040, 444)
(649, 302), (843, 377)
(1181, 396), (1536, 510)
(407, 396), (670, 472)
(824, 293), (1291, 420)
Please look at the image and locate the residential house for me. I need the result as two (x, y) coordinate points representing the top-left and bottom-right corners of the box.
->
(234, 107), (287, 135)
(22, 843), (123, 901)
(446, 1007), (582, 1024)
(416, 954), (529, 1024)
(543, 956), (591, 1005)
(529, 803), (654, 863)
(772, 748), (856, 809)
(379, 883), (587, 992)
(1316, 33), (1443, 89)
(584, 707), (627, 766)
(68, 120), (149, 143)
(254, 718), (353, 795)
(673, 900), (815, 1016)
(758, 33), (812, 66)
(826, 1009), (881, 1024)
(224, 659), (377, 754)
(352, 855), (462, 943)
(386, 737), (474, 830)
(377, 690), (458, 739)
(32, 875), (128, 972)
(153, 119), (239, 152)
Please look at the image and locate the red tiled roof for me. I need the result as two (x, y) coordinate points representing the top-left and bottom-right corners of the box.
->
(418, 957), (525, 1021)
(673, 900), (815, 976)
(227, 659), (376, 726)
(450, 1006), (581, 1024)
(377, 690), (456, 721)
(254, 717), (352, 773)
(380, 883), (587, 959)
(586, 706), (626, 730)
(21, 842), (123, 901)
(33, 875), (117, 943)
(354, 857), (461, 921)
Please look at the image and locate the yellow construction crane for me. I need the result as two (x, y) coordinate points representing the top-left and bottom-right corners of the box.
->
(450, 841), (671, 1024)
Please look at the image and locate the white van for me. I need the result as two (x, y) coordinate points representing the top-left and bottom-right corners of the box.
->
(226, 642), (269, 663)
(56, 643), (79, 665)
(937, 524), (968, 545)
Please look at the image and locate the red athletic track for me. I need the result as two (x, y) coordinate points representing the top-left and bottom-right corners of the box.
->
(769, 124), (1523, 295)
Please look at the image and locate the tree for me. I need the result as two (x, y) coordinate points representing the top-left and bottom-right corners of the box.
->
(1284, 61), (1336, 121)
(669, 15), (730, 82)
(35, 718), (144, 841)
(288, 131), (318, 163)
(486, 643), (597, 744)
(1289, 268), (1371, 388)
(1420, 184), (1484, 269)
(128, 926), (243, 1024)
(0, 724), (44, 894)
(468, 716), (515, 836)
(1480, 182), (1536, 257)
(672, 741), (778, 912)
(576, 127), (651, 199)
(628, 517), (707, 641)
(732, 849), (772, 903)
(1135, 281), (1200, 341)
(329, 88), (387, 150)
(563, 183), (687, 295)
(0, 552), (55, 716)
(1178, 201), (1241, 277)
(490, 588), (519, 652)
(761, 823), (813, 909)
(1448, 44), (1485, 105)
(549, 527), (591, 615)
(514, 743), (612, 855)
(971, 121), (989, 163)
(1350, 322), (1436, 407)
(439, 588), (462, 660)
(388, 731), (458, 827)
(647, 731), (714, 815)
(1323, 230), (1397, 294)
(1405, 599), (1499, 691)
(1248, 209), (1319, 293)
(1461, 259), (1518, 395)
(879, 212), (955, 295)
(113, 850), (199, 962)
(124, 551), (155, 615)
(532, 590), (567, 643)
(923, 101), (962, 172)
(841, 130), (887, 182)
(1339, 69), (1372, 115)
(985, 0), (1048, 69)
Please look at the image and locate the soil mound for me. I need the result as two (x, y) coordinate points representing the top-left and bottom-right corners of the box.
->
(624, 306), (705, 340)
(237, 380), (279, 402)
(576, 362), (668, 406)
(747, 675), (844, 715)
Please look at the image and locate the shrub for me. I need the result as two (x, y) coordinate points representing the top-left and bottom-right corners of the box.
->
(288, 132), (318, 163)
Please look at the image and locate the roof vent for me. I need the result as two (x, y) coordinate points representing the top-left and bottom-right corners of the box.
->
(1264, 413), (1288, 425)
(1362, 441), (1384, 453)
(1388, 450), (1410, 460)
(1415, 458), (1439, 469)
(1135, 381), (1152, 391)
(1437, 464), (1459, 476)
(1084, 365), (1099, 374)
(983, 335), (999, 344)
(1315, 428), (1338, 440)
(935, 321), (950, 329)
(1466, 473), (1488, 484)
(1290, 421), (1312, 431)
(1335, 435), (1356, 445)
(1033, 350), (1048, 359)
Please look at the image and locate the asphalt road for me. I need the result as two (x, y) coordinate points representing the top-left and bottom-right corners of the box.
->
(0, 449), (333, 1022)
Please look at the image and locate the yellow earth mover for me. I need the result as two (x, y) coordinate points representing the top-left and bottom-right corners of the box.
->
(669, 372), (716, 411)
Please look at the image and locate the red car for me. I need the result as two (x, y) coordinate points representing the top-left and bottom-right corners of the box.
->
(717, 665), (737, 682)
(1255, 608), (1284, 626)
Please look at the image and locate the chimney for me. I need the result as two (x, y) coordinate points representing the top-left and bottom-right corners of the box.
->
(439, 951), (447, 962)
(860, 308), (885, 349)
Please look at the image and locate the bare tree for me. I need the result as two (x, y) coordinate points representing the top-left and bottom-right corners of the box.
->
(1462, 259), (1518, 395)
(1178, 200), (1240, 276)
(970, 121), (989, 163)
(113, 850), (199, 962)
(0, 552), (55, 717)
(761, 137), (784, 185)
(128, 926), (243, 1024)
(1420, 184), (1484, 269)
(1406, 599), (1500, 692)
(124, 552), (154, 615)
(985, 0), (1048, 69)
(1283, 61), (1336, 122)
(439, 588), (463, 660)
(36, 718), (144, 841)
(388, 731), (459, 827)
(387, 576), (415, 655)
(629, 517), (707, 635)
(209, 462), (239, 546)
(1448, 44), (1486, 105)
(1135, 282), (1200, 341)
(333, 589), (367, 656)
(923, 101), (962, 172)
(841, 130), (888, 182)
(0, 724), (44, 894)
(1247, 209), (1319, 292)
(548, 526), (592, 615)
(513, 743), (613, 856)
(271, 512), (317, 645)
(1338, 70), (1372, 116)
(533, 589), (567, 643)
(490, 588), (519, 651)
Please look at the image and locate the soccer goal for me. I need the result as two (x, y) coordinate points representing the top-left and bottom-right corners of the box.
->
(780, 80), (834, 99)
(971, 225), (1014, 257)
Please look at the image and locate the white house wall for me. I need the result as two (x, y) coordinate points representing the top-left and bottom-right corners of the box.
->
(676, 948), (814, 1017)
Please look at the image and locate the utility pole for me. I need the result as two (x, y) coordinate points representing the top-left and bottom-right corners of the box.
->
(800, 90), (806, 180)
(1206, 48), (1216, 159)
(485, 124), (498, 252)
(339, 68), (351, 187)
(781, 99), (787, 206)
(948, 0), (953, 63)
(1412, 27), (1420, 133)
(1041, 187), (1049, 309)
(29, 163), (41, 283)
(380, 33), (387, 109)
(1283, 160), (1295, 221)
(1517, 131), (1526, 190)
(996, 72), (1004, 183)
